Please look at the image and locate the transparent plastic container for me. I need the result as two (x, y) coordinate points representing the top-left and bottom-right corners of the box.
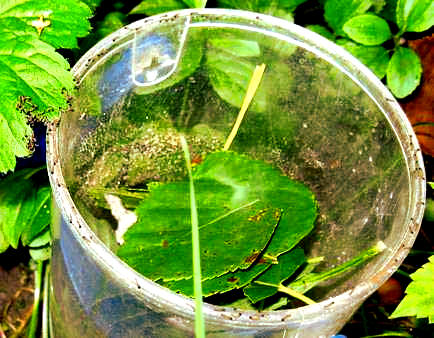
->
(46, 9), (426, 337)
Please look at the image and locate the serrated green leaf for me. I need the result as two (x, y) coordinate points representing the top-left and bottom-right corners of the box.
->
(118, 152), (317, 284)
(396, 0), (434, 33)
(0, 0), (92, 49)
(193, 152), (317, 258)
(162, 259), (272, 297)
(81, 0), (102, 11)
(391, 255), (434, 323)
(208, 38), (260, 57)
(324, 0), (373, 36)
(338, 39), (389, 78)
(0, 17), (73, 172)
(386, 47), (422, 98)
(118, 176), (281, 281)
(129, 0), (187, 16)
(306, 25), (335, 41)
(243, 248), (305, 303)
(343, 14), (391, 46)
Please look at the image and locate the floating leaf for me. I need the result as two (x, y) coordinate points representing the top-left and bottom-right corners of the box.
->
(343, 14), (391, 46)
(387, 47), (422, 98)
(193, 152), (318, 258)
(243, 248), (305, 303)
(118, 178), (280, 281)
(118, 151), (317, 283)
(163, 259), (272, 297)
(390, 255), (434, 323)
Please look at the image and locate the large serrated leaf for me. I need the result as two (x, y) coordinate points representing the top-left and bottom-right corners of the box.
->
(118, 152), (317, 283)
(0, 0), (92, 49)
(0, 17), (73, 172)
(162, 260), (272, 297)
(193, 152), (317, 258)
(243, 248), (305, 303)
(118, 178), (280, 281)
(390, 255), (434, 323)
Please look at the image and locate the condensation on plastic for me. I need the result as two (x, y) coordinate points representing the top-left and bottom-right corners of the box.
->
(46, 9), (426, 337)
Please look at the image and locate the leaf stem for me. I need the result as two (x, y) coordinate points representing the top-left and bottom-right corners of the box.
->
(254, 281), (316, 305)
(180, 136), (205, 338)
(289, 241), (387, 294)
(42, 263), (50, 338)
(28, 260), (44, 338)
(223, 63), (266, 151)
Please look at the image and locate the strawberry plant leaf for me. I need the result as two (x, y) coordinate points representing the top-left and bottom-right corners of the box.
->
(193, 152), (317, 258)
(343, 14), (391, 46)
(324, 0), (373, 36)
(390, 255), (434, 323)
(338, 39), (389, 79)
(396, 0), (434, 33)
(129, 0), (188, 16)
(118, 152), (317, 284)
(0, 17), (73, 172)
(118, 178), (281, 281)
(386, 47), (422, 98)
(162, 259), (272, 297)
(243, 248), (305, 303)
(0, 0), (92, 49)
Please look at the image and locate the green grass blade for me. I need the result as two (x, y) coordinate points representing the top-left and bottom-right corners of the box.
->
(180, 135), (205, 337)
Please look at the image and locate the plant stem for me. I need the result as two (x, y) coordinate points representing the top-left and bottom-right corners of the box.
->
(223, 63), (266, 151)
(42, 263), (50, 338)
(254, 281), (316, 305)
(28, 261), (44, 338)
(289, 241), (386, 294)
(180, 136), (205, 338)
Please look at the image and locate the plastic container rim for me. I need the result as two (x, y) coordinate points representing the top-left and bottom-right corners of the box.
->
(46, 8), (426, 329)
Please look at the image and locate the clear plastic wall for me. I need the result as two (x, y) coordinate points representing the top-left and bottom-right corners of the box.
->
(47, 9), (425, 337)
